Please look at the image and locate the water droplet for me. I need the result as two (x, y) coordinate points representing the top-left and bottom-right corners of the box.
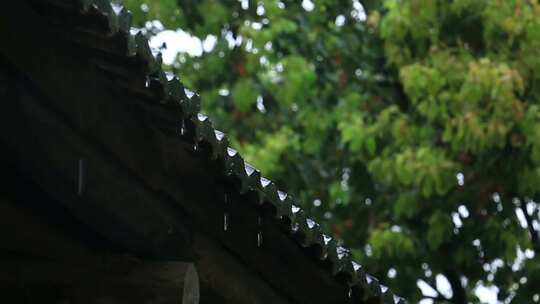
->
(223, 213), (229, 231)
(77, 159), (85, 196)
(179, 121), (185, 136)
(347, 288), (352, 298)
(320, 252), (328, 260)
(193, 142), (198, 151)
(257, 231), (263, 247)
(256, 216), (263, 247)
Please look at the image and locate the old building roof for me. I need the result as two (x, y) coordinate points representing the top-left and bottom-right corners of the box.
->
(0, 0), (405, 303)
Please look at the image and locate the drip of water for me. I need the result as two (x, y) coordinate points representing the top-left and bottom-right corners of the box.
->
(320, 252), (328, 260)
(257, 231), (263, 247)
(223, 213), (229, 231)
(257, 216), (263, 247)
(180, 121), (185, 136)
(348, 288), (352, 298)
(193, 143), (198, 151)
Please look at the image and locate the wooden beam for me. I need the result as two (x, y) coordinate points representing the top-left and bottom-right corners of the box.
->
(0, 258), (199, 304)
(0, 195), (93, 261)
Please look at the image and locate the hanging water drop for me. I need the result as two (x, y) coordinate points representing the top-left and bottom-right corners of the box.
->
(348, 288), (352, 298)
(321, 252), (328, 260)
(193, 142), (198, 151)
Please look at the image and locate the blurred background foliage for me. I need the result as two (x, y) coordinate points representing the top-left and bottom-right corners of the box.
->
(115, 0), (540, 302)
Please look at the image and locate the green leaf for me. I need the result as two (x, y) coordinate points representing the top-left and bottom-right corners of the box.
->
(232, 79), (258, 112)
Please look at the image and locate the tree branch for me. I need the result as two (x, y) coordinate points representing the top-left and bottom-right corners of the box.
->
(423, 294), (450, 303)
(444, 271), (466, 304)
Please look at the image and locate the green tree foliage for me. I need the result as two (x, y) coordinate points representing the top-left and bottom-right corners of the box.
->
(119, 0), (540, 302)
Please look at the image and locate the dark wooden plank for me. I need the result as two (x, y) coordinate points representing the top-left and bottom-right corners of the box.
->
(0, 196), (93, 261)
(0, 258), (199, 304)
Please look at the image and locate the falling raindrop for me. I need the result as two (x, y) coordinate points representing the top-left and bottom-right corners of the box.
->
(179, 120), (185, 136)
(257, 231), (263, 247)
(257, 216), (263, 247)
(348, 288), (352, 298)
(193, 142), (198, 151)
(77, 159), (85, 196)
(223, 213), (229, 231)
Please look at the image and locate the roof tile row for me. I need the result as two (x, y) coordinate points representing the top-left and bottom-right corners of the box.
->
(40, 0), (407, 302)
